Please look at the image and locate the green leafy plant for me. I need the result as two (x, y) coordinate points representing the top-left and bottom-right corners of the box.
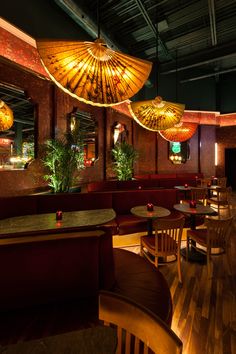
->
(112, 141), (138, 181)
(42, 126), (85, 193)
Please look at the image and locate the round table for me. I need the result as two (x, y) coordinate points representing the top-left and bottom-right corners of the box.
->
(131, 205), (170, 236)
(174, 185), (192, 200)
(174, 203), (215, 262)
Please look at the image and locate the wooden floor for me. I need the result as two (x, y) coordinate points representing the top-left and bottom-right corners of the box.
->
(117, 201), (236, 354)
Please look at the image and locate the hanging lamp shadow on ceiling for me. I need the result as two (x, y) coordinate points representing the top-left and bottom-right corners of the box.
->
(0, 99), (14, 131)
(158, 121), (198, 142)
(36, 38), (152, 107)
(128, 95), (185, 131)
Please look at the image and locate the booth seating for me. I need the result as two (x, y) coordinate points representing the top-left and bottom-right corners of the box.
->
(0, 189), (181, 236)
(0, 231), (172, 343)
(87, 173), (203, 192)
(0, 229), (114, 311)
(0, 188), (204, 236)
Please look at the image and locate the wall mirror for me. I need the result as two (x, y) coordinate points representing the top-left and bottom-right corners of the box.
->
(0, 82), (35, 170)
(168, 141), (190, 164)
(112, 122), (128, 146)
(68, 109), (98, 166)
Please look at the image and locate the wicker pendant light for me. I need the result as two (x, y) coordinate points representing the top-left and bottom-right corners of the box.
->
(36, 38), (152, 107)
(129, 96), (185, 131)
(0, 99), (14, 131)
(159, 121), (198, 142)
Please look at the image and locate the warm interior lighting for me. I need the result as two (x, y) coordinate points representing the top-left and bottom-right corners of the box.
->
(128, 96), (185, 131)
(36, 39), (152, 107)
(159, 122), (198, 142)
(215, 143), (218, 166)
(0, 99), (14, 131)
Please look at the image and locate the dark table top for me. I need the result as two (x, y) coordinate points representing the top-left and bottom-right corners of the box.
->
(174, 203), (215, 215)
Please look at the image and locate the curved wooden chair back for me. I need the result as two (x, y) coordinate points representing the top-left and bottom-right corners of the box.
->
(153, 216), (185, 256)
(207, 187), (232, 217)
(187, 216), (233, 277)
(99, 290), (183, 354)
(190, 187), (207, 205)
(205, 216), (233, 249)
(217, 177), (227, 188)
(140, 216), (185, 284)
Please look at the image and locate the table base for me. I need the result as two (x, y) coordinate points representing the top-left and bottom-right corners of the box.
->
(181, 247), (206, 263)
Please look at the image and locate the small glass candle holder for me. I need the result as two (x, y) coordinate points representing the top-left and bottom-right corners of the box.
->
(147, 203), (154, 212)
(207, 181), (211, 187)
(56, 210), (63, 220)
(189, 200), (196, 208)
(184, 183), (188, 188)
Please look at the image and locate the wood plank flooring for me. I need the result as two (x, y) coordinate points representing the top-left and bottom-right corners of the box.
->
(119, 203), (236, 354)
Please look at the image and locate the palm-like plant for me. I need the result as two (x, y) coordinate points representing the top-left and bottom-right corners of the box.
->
(42, 126), (85, 193)
(112, 141), (138, 181)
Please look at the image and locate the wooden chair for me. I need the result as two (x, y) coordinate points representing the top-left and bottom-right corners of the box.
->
(217, 177), (227, 188)
(99, 290), (183, 354)
(207, 186), (232, 217)
(190, 187), (207, 205)
(186, 217), (233, 277)
(197, 177), (211, 187)
(140, 216), (185, 284)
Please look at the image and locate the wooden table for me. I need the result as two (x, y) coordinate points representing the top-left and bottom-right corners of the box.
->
(131, 205), (170, 236)
(174, 203), (215, 262)
(0, 208), (116, 239)
(0, 326), (117, 354)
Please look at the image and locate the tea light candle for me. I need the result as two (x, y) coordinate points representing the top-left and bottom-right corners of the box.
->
(184, 183), (188, 188)
(189, 200), (196, 208)
(56, 210), (63, 220)
(147, 203), (154, 212)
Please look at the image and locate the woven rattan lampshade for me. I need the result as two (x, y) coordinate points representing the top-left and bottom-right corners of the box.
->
(159, 121), (198, 142)
(0, 99), (13, 131)
(37, 39), (152, 107)
(128, 96), (185, 131)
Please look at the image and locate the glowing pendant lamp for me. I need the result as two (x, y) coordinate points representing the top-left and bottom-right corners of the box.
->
(0, 99), (14, 131)
(36, 38), (152, 107)
(159, 121), (198, 142)
(129, 96), (185, 131)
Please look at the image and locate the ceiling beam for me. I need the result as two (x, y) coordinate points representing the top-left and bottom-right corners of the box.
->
(54, 0), (121, 50)
(160, 39), (236, 74)
(181, 67), (236, 83)
(208, 0), (217, 46)
(133, 0), (171, 59)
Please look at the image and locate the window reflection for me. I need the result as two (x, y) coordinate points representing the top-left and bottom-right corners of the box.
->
(0, 82), (35, 170)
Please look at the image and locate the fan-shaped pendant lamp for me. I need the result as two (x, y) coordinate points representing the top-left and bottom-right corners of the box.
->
(36, 38), (152, 107)
(0, 99), (14, 131)
(159, 121), (198, 142)
(128, 95), (185, 131)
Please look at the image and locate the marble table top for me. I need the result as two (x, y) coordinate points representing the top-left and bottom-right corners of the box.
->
(131, 205), (170, 219)
(0, 209), (116, 237)
(174, 203), (215, 215)
(174, 185), (192, 191)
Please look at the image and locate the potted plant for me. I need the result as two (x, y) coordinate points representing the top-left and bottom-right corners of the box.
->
(42, 126), (85, 193)
(112, 141), (138, 181)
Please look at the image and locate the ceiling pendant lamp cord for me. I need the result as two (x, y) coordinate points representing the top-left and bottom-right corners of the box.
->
(97, 0), (101, 39)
